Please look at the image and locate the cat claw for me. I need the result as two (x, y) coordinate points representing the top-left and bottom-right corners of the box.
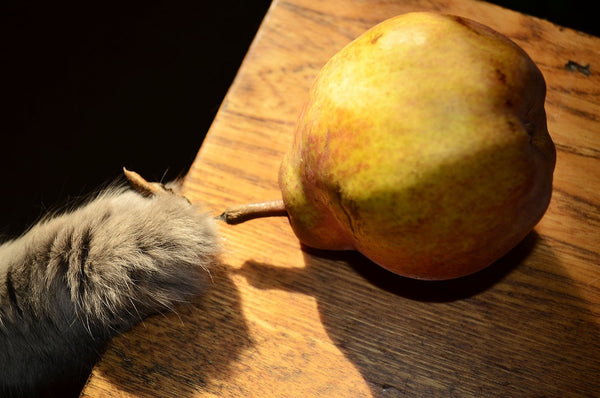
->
(123, 167), (184, 200)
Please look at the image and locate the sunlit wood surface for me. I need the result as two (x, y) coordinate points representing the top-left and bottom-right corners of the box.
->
(81, 0), (600, 396)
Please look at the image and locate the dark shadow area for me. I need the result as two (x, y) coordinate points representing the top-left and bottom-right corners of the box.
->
(91, 262), (252, 397)
(1, 1), (271, 238)
(301, 230), (538, 302)
(237, 232), (600, 396)
(488, 0), (599, 37)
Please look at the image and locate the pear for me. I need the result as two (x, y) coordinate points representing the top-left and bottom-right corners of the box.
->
(223, 12), (556, 280)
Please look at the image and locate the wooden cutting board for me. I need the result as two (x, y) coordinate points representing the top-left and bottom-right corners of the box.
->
(81, 0), (600, 396)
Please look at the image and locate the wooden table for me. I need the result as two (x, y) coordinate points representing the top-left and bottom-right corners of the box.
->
(81, 0), (600, 396)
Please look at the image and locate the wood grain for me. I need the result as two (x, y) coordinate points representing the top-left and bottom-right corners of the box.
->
(81, 0), (600, 397)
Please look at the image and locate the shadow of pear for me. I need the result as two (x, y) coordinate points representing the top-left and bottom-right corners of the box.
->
(236, 232), (600, 396)
(93, 261), (253, 397)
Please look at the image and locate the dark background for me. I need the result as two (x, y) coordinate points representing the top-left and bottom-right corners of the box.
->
(1, 1), (597, 239)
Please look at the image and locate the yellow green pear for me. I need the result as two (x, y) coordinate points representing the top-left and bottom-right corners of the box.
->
(277, 12), (555, 280)
(221, 12), (556, 280)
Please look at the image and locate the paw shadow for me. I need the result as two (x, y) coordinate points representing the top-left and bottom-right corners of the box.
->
(236, 232), (600, 396)
(91, 261), (252, 397)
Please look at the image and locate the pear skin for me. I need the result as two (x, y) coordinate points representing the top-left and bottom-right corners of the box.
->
(278, 12), (556, 280)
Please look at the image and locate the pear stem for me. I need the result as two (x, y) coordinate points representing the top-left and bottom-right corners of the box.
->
(219, 200), (288, 224)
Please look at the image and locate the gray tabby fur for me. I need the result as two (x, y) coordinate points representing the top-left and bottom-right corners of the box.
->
(0, 178), (220, 397)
